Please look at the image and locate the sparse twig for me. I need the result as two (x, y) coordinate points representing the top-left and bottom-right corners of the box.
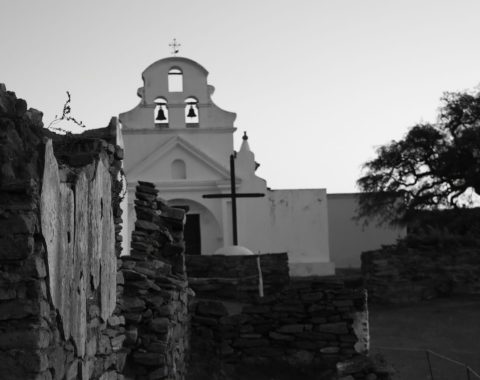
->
(47, 91), (86, 133)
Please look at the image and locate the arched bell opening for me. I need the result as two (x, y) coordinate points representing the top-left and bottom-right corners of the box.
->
(184, 97), (199, 127)
(154, 97), (169, 127)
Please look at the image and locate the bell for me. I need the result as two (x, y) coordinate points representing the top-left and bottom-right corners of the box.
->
(156, 107), (167, 121)
(187, 105), (197, 118)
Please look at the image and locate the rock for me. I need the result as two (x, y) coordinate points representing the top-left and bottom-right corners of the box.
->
(0, 299), (41, 320)
(0, 212), (37, 234)
(287, 350), (314, 365)
(268, 332), (294, 341)
(137, 191), (157, 202)
(320, 346), (340, 354)
(133, 352), (165, 366)
(137, 181), (156, 188)
(125, 327), (138, 345)
(316, 322), (349, 334)
(65, 359), (78, 380)
(114, 147), (124, 160)
(337, 356), (372, 376)
(150, 317), (170, 333)
(301, 292), (324, 301)
(25, 108), (43, 126)
(272, 303), (305, 312)
(146, 341), (167, 353)
(0, 87), (14, 115)
(86, 337), (97, 356)
(196, 300), (228, 317)
(98, 335), (112, 355)
(148, 366), (168, 379)
(121, 296), (146, 311)
(0, 329), (50, 349)
(233, 338), (270, 348)
(192, 315), (218, 326)
(116, 351), (128, 372)
(155, 304), (175, 316)
(0, 234), (34, 260)
(277, 324), (305, 334)
(111, 334), (126, 351)
(15, 98), (27, 117)
(123, 270), (147, 281)
(243, 305), (271, 314)
(135, 220), (159, 232)
(244, 346), (284, 357)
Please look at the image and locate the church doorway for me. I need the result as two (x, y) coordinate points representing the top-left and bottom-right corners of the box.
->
(168, 198), (222, 255)
(184, 214), (201, 255)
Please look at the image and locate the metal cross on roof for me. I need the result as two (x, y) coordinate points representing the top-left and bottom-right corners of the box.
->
(203, 153), (265, 245)
(169, 38), (181, 55)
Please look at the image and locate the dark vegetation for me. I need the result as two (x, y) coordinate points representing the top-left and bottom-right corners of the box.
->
(357, 89), (480, 225)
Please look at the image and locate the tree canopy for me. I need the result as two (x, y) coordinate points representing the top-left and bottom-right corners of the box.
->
(357, 90), (480, 225)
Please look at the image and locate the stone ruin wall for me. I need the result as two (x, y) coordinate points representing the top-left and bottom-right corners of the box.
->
(0, 86), (125, 380)
(362, 243), (480, 304)
(188, 275), (376, 379)
(186, 253), (290, 302)
(118, 182), (190, 380)
(0, 86), (192, 380)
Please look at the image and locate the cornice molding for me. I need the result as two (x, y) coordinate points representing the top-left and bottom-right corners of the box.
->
(122, 127), (236, 135)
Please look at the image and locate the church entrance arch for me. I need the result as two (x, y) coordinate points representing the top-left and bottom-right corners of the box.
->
(168, 198), (222, 255)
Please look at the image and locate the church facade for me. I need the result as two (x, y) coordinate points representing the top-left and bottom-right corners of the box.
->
(119, 56), (335, 276)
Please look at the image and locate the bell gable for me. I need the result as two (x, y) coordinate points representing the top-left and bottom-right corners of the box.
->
(120, 57), (236, 130)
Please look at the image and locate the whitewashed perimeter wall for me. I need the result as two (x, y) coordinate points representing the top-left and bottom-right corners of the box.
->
(327, 193), (406, 269)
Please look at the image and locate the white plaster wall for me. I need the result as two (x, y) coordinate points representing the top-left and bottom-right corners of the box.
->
(136, 149), (222, 182)
(122, 132), (235, 177)
(327, 193), (406, 269)
(236, 195), (271, 253)
(266, 189), (334, 275)
(235, 166), (271, 253)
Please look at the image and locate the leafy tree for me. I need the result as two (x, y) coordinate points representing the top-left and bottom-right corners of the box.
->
(357, 89), (480, 225)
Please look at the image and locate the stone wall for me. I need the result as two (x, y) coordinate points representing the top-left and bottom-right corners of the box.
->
(186, 253), (289, 302)
(118, 182), (190, 380)
(0, 86), (125, 379)
(362, 242), (480, 304)
(188, 278), (381, 380)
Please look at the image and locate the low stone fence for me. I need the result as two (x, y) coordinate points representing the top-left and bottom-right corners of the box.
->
(362, 243), (480, 304)
(188, 278), (383, 379)
(186, 253), (290, 302)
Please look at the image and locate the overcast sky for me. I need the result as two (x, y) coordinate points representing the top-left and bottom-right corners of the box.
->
(2, 0), (480, 192)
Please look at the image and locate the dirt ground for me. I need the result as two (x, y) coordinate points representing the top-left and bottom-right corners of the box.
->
(369, 295), (480, 380)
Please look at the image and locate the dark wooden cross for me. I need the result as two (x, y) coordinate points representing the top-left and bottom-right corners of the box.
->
(203, 153), (264, 245)
(169, 38), (181, 55)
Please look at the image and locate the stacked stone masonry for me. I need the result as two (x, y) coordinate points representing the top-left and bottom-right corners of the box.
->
(186, 253), (290, 302)
(0, 85), (125, 380)
(362, 243), (480, 304)
(188, 275), (388, 380)
(119, 182), (190, 380)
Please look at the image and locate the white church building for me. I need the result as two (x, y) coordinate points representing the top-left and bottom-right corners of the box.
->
(119, 56), (404, 276)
